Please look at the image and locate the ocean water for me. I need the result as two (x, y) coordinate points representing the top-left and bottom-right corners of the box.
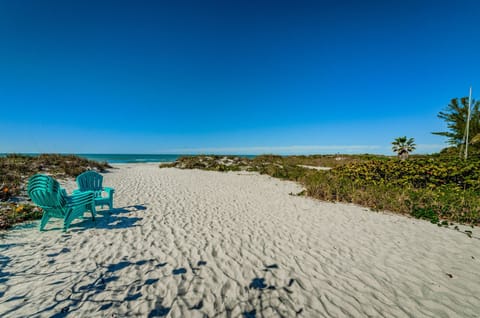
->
(79, 154), (181, 164)
(81, 154), (256, 163)
(0, 153), (255, 164)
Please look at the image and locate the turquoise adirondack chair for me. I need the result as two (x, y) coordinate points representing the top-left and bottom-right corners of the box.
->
(75, 171), (114, 211)
(27, 174), (96, 231)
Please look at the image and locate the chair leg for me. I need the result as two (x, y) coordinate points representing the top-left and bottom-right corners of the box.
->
(63, 218), (71, 232)
(39, 214), (50, 231)
(63, 208), (76, 232)
(90, 203), (96, 221)
(64, 212), (78, 232)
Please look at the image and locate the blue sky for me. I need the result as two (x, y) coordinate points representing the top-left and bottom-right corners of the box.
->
(1, 0), (479, 155)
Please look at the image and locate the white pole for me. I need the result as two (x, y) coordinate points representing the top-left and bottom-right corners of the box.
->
(464, 86), (472, 160)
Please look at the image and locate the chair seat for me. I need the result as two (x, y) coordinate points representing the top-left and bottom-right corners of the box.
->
(94, 196), (111, 206)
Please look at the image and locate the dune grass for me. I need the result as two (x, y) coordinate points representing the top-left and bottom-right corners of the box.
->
(164, 154), (480, 225)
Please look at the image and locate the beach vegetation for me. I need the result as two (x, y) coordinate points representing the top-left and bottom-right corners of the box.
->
(0, 154), (111, 229)
(165, 154), (480, 225)
(0, 202), (43, 230)
(432, 96), (480, 149)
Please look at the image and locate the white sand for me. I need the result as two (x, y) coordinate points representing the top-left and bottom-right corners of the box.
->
(0, 164), (479, 317)
(298, 165), (332, 171)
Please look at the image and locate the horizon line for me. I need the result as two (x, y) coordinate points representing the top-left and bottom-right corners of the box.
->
(0, 143), (446, 156)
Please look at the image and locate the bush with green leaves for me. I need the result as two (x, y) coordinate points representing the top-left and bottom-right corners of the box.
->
(333, 157), (480, 190)
(303, 157), (480, 224)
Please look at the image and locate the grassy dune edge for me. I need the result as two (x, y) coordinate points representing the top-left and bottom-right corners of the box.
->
(163, 154), (480, 227)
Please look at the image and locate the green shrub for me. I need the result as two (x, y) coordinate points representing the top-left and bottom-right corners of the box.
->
(334, 157), (480, 191)
(303, 171), (480, 224)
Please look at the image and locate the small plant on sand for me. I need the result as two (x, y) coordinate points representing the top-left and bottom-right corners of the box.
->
(0, 203), (43, 229)
(411, 207), (439, 224)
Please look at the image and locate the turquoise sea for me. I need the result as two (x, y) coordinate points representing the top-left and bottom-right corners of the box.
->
(79, 154), (181, 163)
(0, 154), (255, 164)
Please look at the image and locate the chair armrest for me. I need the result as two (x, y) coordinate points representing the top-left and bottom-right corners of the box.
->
(68, 191), (95, 207)
(103, 187), (115, 195)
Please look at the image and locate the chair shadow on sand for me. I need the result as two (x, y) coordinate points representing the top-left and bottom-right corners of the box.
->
(146, 262), (303, 318)
(2, 248), (303, 318)
(1, 257), (170, 318)
(1, 202), (303, 317)
(68, 204), (147, 232)
(0, 254), (12, 297)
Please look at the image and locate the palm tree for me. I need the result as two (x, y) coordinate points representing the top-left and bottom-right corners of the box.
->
(392, 136), (416, 160)
(432, 97), (480, 147)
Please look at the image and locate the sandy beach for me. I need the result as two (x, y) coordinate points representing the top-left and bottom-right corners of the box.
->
(0, 164), (479, 317)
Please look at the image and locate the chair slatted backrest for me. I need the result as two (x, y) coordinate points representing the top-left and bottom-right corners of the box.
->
(27, 174), (67, 218)
(76, 171), (104, 196)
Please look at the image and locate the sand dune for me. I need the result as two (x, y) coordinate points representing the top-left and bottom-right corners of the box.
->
(0, 164), (479, 317)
